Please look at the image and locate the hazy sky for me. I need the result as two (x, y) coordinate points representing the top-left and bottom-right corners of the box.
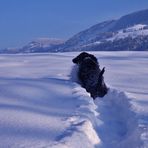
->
(0, 0), (148, 48)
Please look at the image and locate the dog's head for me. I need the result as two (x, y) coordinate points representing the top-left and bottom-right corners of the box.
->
(72, 52), (98, 65)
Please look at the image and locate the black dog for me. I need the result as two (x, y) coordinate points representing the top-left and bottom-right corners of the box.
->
(72, 52), (108, 99)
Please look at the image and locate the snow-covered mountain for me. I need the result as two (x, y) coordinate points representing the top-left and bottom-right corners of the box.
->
(0, 38), (65, 53)
(106, 24), (148, 41)
(58, 9), (148, 51)
(79, 24), (148, 51)
(1, 9), (148, 53)
(21, 38), (65, 53)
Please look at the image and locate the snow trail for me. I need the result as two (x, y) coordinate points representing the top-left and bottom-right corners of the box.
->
(95, 89), (141, 148)
(50, 84), (101, 148)
(70, 62), (142, 148)
(50, 80), (142, 148)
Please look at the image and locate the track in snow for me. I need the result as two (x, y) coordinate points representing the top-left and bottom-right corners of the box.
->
(95, 89), (142, 148)
(50, 81), (142, 148)
(70, 64), (142, 148)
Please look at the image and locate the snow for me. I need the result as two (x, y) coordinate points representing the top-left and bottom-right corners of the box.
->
(0, 52), (147, 147)
(22, 38), (65, 51)
(107, 24), (148, 41)
(93, 24), (148, 45)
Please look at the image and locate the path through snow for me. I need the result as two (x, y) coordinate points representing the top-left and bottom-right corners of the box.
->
(50, 82), (142, 148)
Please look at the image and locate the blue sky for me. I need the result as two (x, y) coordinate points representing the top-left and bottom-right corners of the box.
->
(0, 0), (148, 48)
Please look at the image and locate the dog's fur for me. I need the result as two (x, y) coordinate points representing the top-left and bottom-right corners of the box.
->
(72, 52), (108, 99)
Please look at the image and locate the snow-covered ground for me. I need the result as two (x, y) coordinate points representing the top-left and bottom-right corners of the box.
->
(0, 52), (147, 148)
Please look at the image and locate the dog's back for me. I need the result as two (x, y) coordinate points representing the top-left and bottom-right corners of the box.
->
(78, 57), (100, 88)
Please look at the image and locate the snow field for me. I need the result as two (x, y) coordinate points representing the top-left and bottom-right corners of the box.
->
(0, 52), (147, 147)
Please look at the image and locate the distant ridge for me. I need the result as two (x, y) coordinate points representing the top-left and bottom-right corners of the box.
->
(57, 8), (148, 51)
(1, 8), (148, 53)
(111, 9), (148, 31)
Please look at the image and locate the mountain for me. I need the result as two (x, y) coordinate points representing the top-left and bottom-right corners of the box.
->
(58, 20), (116, 51)
(0, 38), (65, 54)
(58, 9), (148, 51)
(20, 38), (65, 53)
(79, 24), (148, 51)
(111, 9), (148, 31)
(1, 8), (148, 53)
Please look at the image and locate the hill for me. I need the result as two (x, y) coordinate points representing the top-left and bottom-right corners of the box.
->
(1, 9), (148, 53)
(58, 9), (148, 51)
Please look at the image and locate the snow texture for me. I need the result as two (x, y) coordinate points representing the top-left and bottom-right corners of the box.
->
(0, 52), (147, 148)
(107, 24), (148, 41)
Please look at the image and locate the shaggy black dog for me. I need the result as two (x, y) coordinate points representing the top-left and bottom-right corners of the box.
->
(72, 52), (108, 99)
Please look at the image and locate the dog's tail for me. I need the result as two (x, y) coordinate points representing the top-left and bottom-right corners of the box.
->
(99, 67), (105, 77)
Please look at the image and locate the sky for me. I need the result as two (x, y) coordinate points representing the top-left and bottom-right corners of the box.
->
(0, 0), (148, 48)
